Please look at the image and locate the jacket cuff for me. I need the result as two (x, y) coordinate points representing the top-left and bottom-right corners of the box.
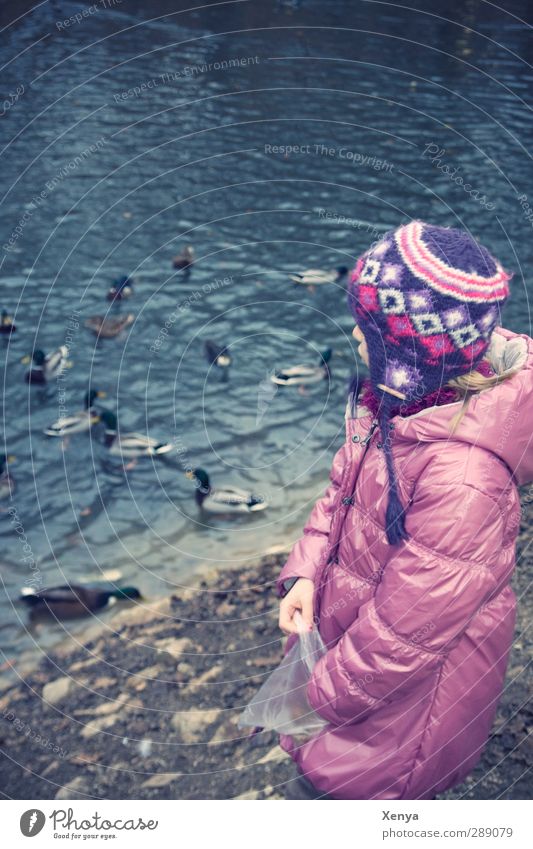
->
(279, 577), (299, 598)
(276, 563), (315, 598)
(276, 543), (324, 597)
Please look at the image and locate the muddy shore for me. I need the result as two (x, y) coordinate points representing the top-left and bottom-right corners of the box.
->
(0, 505), (531, 800)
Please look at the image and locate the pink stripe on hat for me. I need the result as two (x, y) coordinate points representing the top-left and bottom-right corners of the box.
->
(396, 221), (510, 302)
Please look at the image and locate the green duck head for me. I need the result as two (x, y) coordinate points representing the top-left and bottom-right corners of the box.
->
(100, 410), (118, 433)
(319, 348), (333, 365)
(109, 586), (142, 600)
(0, 454), (16, 473)
(187, 468), (210, 492)
(32, 349), (46, 366)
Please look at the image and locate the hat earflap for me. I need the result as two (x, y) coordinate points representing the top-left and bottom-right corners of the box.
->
(377, 391), (410, 545)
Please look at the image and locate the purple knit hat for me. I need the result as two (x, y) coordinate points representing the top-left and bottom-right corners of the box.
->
(347, 220), (512, 545)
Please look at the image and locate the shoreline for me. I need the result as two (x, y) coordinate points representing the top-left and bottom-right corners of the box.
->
(0, 521), (531, 800)
(0, 542), (293, 696)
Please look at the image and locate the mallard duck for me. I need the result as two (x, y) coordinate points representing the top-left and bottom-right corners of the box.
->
(23, 346), (69, 384)
(0, 309), (16, 334)
(271, 348), (332, 386)
(19, 584), (142, 619)
(290, 266), (348, 285)
(172, 245), (194, 270)
(186, 468), (268, 513)
(0, 454), (15, 499)
(44, 389), (106, 437)
(204, 339), (231, 368)
(85, 313), (134, 338)
(99, 410), (174, 458)
(107, 275), (134, 301)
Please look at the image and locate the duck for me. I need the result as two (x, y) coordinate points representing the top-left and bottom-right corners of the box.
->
(99, 410), (174, 458)
(290, 266), (349, 285)
(0, 309), (16, 334)
(186, 468), (268, 513)
(172, 245), (194, 270)
(107, 275), (134, 302)
(19, 584), (142, 619)
(85, 313), (134, 338)
(44, 389), (106, 437)
(271, 348), (332, 386)
(0, 454), (15, 499)
(204, 339), (231, 368)
(23, 345), (69, 384)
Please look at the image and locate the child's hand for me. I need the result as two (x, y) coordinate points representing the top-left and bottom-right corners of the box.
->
(279, 578), (315, 634)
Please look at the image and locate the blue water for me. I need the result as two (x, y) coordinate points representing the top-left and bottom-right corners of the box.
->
(1, 0), (532, 662)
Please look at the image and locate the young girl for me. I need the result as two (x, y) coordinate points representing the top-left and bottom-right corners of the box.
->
(277, 220), (533, 800)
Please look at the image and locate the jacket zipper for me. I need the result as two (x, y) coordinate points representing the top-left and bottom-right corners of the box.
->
(313, 418), (379, 623)
(329, 418), (379, 562)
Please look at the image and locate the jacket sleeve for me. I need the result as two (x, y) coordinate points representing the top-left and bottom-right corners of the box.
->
(307, 480), (505, 725)
(277, 440), (348, 598)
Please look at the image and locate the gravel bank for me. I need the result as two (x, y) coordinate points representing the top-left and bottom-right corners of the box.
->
(0, 504), (531, 800)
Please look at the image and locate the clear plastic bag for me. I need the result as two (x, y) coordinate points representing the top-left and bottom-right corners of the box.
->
(238, 612), (328, 736)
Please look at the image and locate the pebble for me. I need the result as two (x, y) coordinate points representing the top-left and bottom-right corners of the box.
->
(171, 708), (222, 743)
(155, 637), (194, 660)
(55, 777), (91, 800)
(69, 657), (99, 672)
(233, 789), (259, 800)
(125, 665), (161, 685)
(92, 676), (117, 689)
(138, 739), (152, 758)
(42, 677), (72, 705)
(185, 665), (222, 694)
(256, 745), (291, 766)
(81, 714), (122, 739)
(141, 772), (180, 789)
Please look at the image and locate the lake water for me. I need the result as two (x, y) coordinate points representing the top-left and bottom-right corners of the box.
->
(1, 0), (532, 663)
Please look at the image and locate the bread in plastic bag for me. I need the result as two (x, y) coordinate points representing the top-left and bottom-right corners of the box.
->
(238, 612), (328, 736)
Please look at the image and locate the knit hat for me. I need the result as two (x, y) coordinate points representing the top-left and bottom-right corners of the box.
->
(347, 220), (512, 545)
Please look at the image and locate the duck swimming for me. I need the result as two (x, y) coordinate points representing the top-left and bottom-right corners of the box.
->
(99, 410), (174, 458)
(24, 346), (69, 384)
(0, 309), (16, 334)
(204, 339), (231, 368)
(290, 266), (348, 285)
(172, 245), (194, 270)
(19, 584), (142, 619)
(107, 275), (134, 301)
(44, 389), (106, 437)
(271, 348), (332, 386)
(85, 313), (134, 338)
(0, 454), (15, 499)
(186, 468), (267, 513)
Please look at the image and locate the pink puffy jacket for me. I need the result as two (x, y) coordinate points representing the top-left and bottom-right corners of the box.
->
(277, 327), (533, 799)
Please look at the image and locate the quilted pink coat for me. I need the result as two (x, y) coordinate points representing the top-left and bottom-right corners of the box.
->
(277, 327), (533, 799)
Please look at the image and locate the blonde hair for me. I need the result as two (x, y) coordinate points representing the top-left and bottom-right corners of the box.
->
(447, 361), (519, 432)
